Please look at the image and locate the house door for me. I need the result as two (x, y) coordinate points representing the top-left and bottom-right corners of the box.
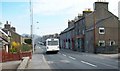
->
(81, 38), (85, 52)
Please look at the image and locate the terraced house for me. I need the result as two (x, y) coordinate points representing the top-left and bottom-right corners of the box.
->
(59, 1), (120, 53)
(0, 29), (10, 52)
(2, 21), (21, 52)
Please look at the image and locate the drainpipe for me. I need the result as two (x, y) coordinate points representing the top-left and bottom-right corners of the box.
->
(93, 12), (97, 54)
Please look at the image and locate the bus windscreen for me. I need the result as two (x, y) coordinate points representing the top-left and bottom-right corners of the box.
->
(48, 41), (58, 45)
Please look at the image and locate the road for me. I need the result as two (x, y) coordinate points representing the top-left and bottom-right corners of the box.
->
(26, 45), (119, 71)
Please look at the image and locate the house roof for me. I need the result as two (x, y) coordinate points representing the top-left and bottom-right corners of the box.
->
(86, 16), (113, 31)
(0, 36), (9, 43)
(0, 29), (8, 37)
(60, 26), (74, 34)
(86, 8), (119, 32)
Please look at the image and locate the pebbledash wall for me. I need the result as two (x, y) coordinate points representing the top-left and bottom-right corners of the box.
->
(59, 1), (120, 53)
(118, 1), (120, 20)
(118, 1), (120, 53)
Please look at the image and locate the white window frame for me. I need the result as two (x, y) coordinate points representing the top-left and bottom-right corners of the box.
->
(0, 41), (2, 48)
(98, 40), (105, 46)
(82, 30), (85, 34)
(110, 41), (115, 46)
(8, 31), (11, 36)
(99, 27), (105, 34)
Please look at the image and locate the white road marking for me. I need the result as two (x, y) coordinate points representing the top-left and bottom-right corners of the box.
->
(58, 52), (61, 54)
(62, 54), (67, 57)
(68, 56), (76, 60)
(47, 61), (54, 64)
(42, 55), (51, 69)
(60, 60), (70, 63)
(81, 61), (97, 67)
(42, 55), (46, 62)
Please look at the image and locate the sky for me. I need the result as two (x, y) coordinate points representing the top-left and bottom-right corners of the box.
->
(1, 0), (120, 36)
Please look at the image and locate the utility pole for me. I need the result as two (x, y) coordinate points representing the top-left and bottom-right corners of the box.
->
(29, 0), (34, 53)
(93, 12), (97, 54)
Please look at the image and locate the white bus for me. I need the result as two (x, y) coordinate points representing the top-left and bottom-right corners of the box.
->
(46, 38), (60, 53)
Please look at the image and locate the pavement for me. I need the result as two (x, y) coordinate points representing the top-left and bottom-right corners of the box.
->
(26, 45), (50, 69)
(98, 53), (119, 59)
(2, 60), (21, 71)
(0, 63), (2, 71)
(61, 48), (119, 59)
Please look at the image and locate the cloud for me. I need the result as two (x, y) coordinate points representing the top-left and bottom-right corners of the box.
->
(32, 0), (119, 16)
(32, 0), (78, 15)
(31, 0), (98, 21)
(3, 0), (118, 16)
(1, 0), (28, 2)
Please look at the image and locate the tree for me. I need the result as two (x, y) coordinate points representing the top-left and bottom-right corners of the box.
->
(24, 39), (32, 44)
(0, 22), (2, 25)
(0, 22), (2, 28)
(10, 41), (20, 53)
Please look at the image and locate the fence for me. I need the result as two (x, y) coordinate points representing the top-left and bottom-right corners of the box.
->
(2, 50), (32, 62)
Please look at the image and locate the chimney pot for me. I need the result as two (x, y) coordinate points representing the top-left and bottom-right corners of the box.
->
(94, 1), (109, 11)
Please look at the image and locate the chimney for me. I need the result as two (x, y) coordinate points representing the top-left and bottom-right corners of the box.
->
(6, 21), (8, 24)
(11, 27), (16, 32)
(94, 1), (109, 11)
(4, 21), (10, 29)
(78, 14), (83, 19)
(68, 20), (71, 28)
(83, 8), (92, 17)
(68, 20), (75, 28)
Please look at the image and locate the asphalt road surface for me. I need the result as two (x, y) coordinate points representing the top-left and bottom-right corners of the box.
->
(26, 44), (119, 71)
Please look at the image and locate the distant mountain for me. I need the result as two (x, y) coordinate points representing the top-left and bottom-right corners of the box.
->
(21, 34), (31, 38)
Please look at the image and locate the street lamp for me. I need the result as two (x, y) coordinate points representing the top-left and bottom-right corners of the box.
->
(33, 22), (39, 51)
(29, 0), (34, 53)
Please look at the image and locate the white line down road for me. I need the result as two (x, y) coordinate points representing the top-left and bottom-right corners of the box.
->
(68, 56), (76, 60)
(62, 54), (67, 57)
(81, 61), (97, 67)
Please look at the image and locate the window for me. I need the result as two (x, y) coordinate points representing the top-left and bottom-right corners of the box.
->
(48, 41), (58, 45)
(82, 30), (85, 34)
(110, 41), (115, 46)
(0, 42), (2, 48)
(99, 27), (105, 34)
(8, 31), (11, 36)
(98, 41), (105, 46)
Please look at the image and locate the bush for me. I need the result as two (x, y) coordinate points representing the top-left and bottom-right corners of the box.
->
(10, 47), (17, 53)
(20, 44), (32, 52)
(10, 41), (20, 53)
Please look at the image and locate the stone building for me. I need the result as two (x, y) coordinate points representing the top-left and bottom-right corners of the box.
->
(60, 20), (75, 49)
(85, 2), (119, 53)
(59, 1), (120, 53)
